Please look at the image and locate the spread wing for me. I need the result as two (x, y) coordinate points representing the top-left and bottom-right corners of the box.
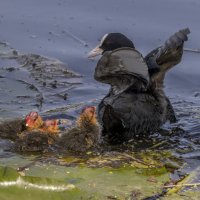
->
(94, 47), (150, 95)
(145, 28), (190, 86)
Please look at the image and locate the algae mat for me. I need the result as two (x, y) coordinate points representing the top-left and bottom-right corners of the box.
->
(0, 162), (169, 200)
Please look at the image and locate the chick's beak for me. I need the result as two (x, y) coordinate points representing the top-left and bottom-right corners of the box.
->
(88, 46), (103, 58)
(25, 118), (31, 127)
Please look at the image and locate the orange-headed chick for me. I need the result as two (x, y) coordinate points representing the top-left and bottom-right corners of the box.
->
(0, 111), (43, 141)
(42, 119), (60, 134)
(25, 112), (59, 134)
(58, 106), (101, 153)
(25, 111), (44, 130)
(16, 115), (60, 152)
(77, 106), (98, 129)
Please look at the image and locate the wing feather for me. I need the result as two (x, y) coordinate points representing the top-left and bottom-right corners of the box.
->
(94, 47), (149, 95)
(145, 28), (190, 84)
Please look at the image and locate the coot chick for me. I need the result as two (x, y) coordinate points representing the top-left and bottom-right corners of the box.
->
(58, 106), (101, 153)
(0, 112), (44, 141)
(16, 113), (60, 152)
(20, 107), (101, 153)
(88, 28), (190, 144)
(0, 119), (26, 140)
(0, 108), (100, 153)
(0, 112), (60, 152)
(25, 111), (44, 130)
(25, 112), (60, 134)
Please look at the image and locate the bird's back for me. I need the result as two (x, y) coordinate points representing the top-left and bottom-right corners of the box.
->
(99, 89), (167, 143)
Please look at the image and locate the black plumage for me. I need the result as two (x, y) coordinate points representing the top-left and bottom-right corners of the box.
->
(88, 28), (190, 144)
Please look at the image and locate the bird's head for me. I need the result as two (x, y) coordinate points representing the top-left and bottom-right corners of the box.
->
(88, 33), (135, 58)
(25, 111), (44, 130)
(43, 119), (60, 134)
(77, 106), (98, 128)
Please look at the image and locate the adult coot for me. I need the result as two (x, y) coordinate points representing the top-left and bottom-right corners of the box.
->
(88, 28), (190, 144)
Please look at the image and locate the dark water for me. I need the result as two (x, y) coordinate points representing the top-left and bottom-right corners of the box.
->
(0, 0), (199, 197)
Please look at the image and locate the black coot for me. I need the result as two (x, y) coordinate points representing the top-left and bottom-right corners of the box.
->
(88, 28), (190, 144)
